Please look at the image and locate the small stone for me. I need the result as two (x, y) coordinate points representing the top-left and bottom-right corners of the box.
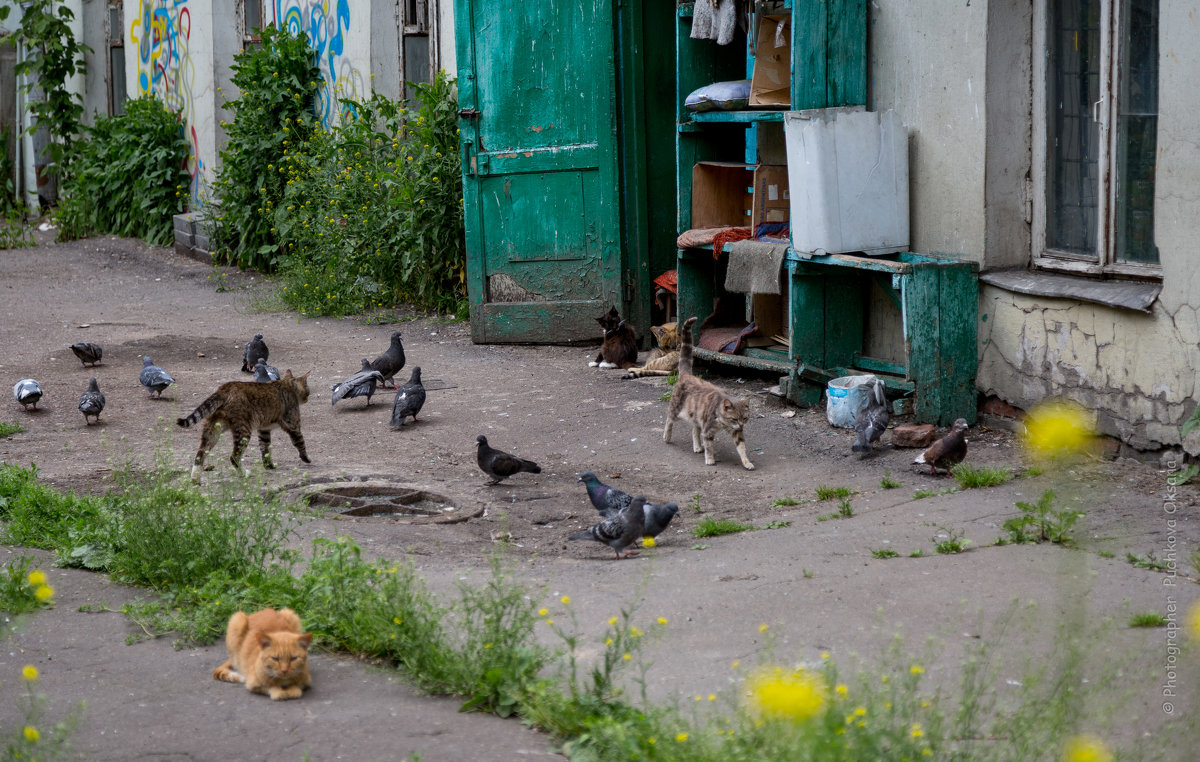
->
(197, 352), (206, 357)
(892, 423), (937, 448)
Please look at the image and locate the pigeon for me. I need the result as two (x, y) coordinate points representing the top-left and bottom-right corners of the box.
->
(369, 331), (406, 388)
(253, 357), (281, 382)
(590, 493), (679, 541)
(578, 471), (634, 515)
(13, 378), (42, 410)
(389, 367), (425, 427)
(568, 496), (647, 559)
(914, 418), (970, 476)
(476, 435), (541, 485)
(78, 377), (105, 424)
(139, 357), (175, 398)
(851, 378), (890, 456)
(331, 359), (386, 406)
(241, 333), (269, 373)
(69, 342), (103, 367)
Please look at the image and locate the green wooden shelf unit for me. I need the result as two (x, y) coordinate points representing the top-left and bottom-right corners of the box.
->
(674, 0), (979, 425)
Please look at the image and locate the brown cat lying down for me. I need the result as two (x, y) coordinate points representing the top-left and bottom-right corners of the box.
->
(213, 607), (313, 700)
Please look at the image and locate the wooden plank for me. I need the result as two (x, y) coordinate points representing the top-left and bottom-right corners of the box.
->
(904, 265), (942, 423)
(789, 251), (914, 274)
(676, 248), (715, 333)
(822, 273), (864, 368)
(937, 263), (979, 424)
(827, 0), (866, 106)
(791, 0), (829, 109)
(789, 268), (826, 365)
(851, 353), (906, 376)
(689, 111), (786, 124)
(692, 347), (793, 374)
(476, 301), (606, 344)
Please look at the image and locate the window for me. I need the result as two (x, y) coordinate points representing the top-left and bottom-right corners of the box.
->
(1032, 0), (1159, 276)
(401, 0), (432, 100)
(243, 0), (265, 51)
(107, 1), (126, 116)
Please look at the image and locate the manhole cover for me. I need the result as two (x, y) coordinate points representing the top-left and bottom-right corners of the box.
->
(303, 482), (482, 524)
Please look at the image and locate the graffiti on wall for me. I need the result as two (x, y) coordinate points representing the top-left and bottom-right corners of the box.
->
(269, 0), (363, 125)
(130, 0), (202, 196)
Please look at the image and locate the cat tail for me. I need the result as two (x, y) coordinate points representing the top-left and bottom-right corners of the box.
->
(677, 316), (698, 376)
(177, 392), (222, 428)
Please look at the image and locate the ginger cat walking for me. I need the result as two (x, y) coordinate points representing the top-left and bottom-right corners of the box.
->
(213, 607), (313, 701)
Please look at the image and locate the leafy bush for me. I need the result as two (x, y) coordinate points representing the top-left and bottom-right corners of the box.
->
(208, 25), (320, 269)
(55, 97), (190, 246)
(1002, 489), (1082, 545)
(274, 73), (466, 317)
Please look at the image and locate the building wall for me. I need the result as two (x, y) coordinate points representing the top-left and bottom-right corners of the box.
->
(977, 2), (1200, 451)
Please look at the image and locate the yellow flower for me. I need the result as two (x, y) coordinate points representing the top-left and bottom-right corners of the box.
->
(744, 666), (827, 723)
(560, 596), (571, 605)
(393, 617), (402, 625)
(1186, 600), (1200, 643)
(910, 664), (925, 675)
(608, 616), (618, 626)
(1062, 734), (1113, 762)
(622, 653), (632, 661)
(23, 726), (39, 742)
(22, 665), (38, 682)
(630, 626), (643, 638)
(835, 683), (848, 697)
(853, 706), (867, 717)
(1022, 400), (1094, 459)
(759, 623), (769, 633)
(545, 619), (554, 626)
(27, 570), (46, 586)
(707, 693), (716, 701)
(820, 651), (831, 660)
(910, 722), (925, 739)
(604, 638), (613, 647)
(657, 617), (668, 626)
(641, 536), (656, 548)
(675, 732), (688, 743)
(538, 608), (548, 617)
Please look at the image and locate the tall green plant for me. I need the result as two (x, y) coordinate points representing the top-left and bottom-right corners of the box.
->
(208, 25), (320, 270)
(274, 71), (466, 317)
(55, 97), (191, 246)
(10, 0), (89, 177)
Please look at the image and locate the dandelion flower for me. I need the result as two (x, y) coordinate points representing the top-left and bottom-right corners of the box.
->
(21, 665), (38, 682)
(560, 596), (571, 605)
(393, 617), (402, 625)
(1022, 400), (1094, 459)
(27, 570), (46, 586)
(1186, 600), (1200, 643)
(1062, 734), (1113, 762)
(910, 722), (925, 739)
(642, 536), (656, 548)
(657, 617), (668, 626)
(538, 608), (548, 617)
(23, 726), (39, 742)
(608, 616), (618, 626)
(744, 666), (827, 723)
(675, 732), (688, 743)
(835, 683), (848, 697)
(759, 623), (769, 633)
(911, 664), (925, 675)
(623, 653), (632, 661)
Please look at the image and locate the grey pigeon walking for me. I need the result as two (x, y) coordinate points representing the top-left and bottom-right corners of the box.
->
(914, 418), (969, 476)
(253, 357), (280, 382)
(578, 471), (634, 514)
(568, 496), (647, 559)
(78, 377), (105, 425)
(370, 331), (406, 388)
(331, 359), (385, 406)
(389, 367), (425, 427)
(139, 356), (175, 398)
(69, 342), (103, 367)
(851, 378), (889, 456)
(593, 496), (679, 541)
(476, 435), (541, 485)
(241, 333), (269, 373)
(13, 378), (42, 410)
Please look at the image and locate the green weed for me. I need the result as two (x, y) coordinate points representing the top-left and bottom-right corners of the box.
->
(758, 521), (792, 530)
(1170, 464), (1200, 486)
(837, 499), (854, 518)
(0, 557), (55, 627)
(950, 463), (1014, 489)
(688, 493), (702, 513)
(871, 548), (900, 559)
(772, 496), (801, 507)
(692, 516), (754, 538)
(1128, 611), (1168, 628)
(932, 525), (971, 554)
(909, 549), (926, 558)
(1023, 465), (1046, 477)
(913, 486), (958, 499)
(0, 421), (25, 438)
(1002, 490), (1082, 545)
(2, 662), (81, 761)
(880, 472), (902, 489)
(815, 485), (855, 501)
(1126, 552), (1170, 572)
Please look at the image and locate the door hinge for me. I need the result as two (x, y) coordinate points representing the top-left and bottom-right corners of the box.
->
(458, 108), (481, 121)
(623, 274), (636, 304)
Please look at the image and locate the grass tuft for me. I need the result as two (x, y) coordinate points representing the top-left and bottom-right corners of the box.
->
(1128, 611), (1168, 628)
(880, 471), (902, 489)
(0, 421), (25, 438)
(692, 516), (754, 538)
(815, 485), (855, 501)
(871, 548), (900, 559)
(950, 463), (1013, 489)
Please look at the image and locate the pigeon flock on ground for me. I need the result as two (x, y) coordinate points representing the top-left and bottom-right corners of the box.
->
(12, 327), (970, 560)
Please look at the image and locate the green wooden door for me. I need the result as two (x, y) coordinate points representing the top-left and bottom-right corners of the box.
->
(455, 0), (623, 343)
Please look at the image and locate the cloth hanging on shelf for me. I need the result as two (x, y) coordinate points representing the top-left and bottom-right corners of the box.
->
(724, 240), (787, 295)
(690, 0), (739, 46)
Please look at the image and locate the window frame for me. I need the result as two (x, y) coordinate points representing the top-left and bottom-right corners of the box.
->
(1031, 0), (1161, 279)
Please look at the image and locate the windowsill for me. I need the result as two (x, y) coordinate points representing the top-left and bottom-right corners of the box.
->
(979, 269), (1161, 313)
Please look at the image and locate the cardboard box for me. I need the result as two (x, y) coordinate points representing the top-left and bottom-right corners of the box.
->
(750, 292), (787, 344)
(751, 165), (789, 229)
(691, 162), (753, 228)
(749, 15), (790, 108)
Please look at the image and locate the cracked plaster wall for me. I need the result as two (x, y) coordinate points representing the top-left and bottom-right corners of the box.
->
(977, 3), (1200, 452)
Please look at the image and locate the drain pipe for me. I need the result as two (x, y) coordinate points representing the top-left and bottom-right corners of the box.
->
(15, 1), (39, 215)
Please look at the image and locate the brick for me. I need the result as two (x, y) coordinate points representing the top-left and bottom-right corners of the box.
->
(980, 395), (1022, 419)
(891, 423), (936, 448)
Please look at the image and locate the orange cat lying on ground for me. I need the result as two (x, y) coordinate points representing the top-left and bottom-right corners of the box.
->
(212, 607), (313, 700)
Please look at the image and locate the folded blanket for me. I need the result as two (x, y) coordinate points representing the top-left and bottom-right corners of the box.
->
(724, 240), (787, 294)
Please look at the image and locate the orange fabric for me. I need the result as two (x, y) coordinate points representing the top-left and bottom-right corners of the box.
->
(653, 269), (677, 294)
(712, 227), (754, 259)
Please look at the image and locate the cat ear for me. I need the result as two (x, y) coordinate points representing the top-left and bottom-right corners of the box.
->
(258, 633), (273, 649)
(282, 369), (294, 380)
(297, 632), (313, 649)
(651, 326), (665, 339)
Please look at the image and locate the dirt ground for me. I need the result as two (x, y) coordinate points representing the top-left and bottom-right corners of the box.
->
(1, 233), (1199, 760)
